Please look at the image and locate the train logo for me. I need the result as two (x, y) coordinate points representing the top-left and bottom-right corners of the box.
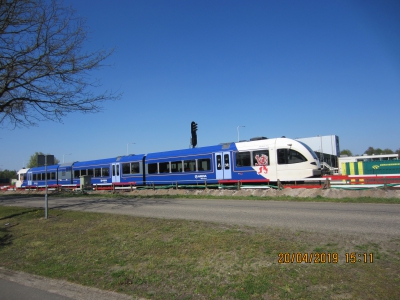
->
(255, 154), (268, 174)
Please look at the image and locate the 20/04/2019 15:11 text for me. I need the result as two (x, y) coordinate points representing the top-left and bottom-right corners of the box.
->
(278, 252), (374, 264)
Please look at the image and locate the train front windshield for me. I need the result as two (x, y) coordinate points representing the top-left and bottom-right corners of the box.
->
(297, 141), (319, 160)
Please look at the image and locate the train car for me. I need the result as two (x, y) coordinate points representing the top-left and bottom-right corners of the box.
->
(26, 164), (59, 187)
(72, 157), (117, 186)
(16, 168), (28, 188)
(234, 138), (321, 182)
(145, 145), (220, 185)
(142, 137), (321, 185)
(118, 154), (146, 185)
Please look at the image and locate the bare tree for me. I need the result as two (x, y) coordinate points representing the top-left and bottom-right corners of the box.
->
(0, 0), (120, 128)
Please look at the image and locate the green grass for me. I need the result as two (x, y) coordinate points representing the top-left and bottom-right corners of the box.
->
(1, 205), (399, 299)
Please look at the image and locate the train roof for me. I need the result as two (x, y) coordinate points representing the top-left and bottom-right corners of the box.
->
(26, 164), (59, 172)
(235, 137), (298, 151)
(145, 143), (236, 159)
(117, 154), (146, 162)
(73, 157), (118, 167)
(17, 168), (29, 174)
(58, 162), (74, 168)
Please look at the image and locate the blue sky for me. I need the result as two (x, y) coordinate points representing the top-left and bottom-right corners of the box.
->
(1, 0), (400, 171)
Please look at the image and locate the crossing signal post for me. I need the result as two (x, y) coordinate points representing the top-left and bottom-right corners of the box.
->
(38, 154), (54, 219)
(191, 121), (198, 148)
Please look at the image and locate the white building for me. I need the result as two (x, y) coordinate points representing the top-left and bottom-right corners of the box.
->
(296, 135), (340, 169)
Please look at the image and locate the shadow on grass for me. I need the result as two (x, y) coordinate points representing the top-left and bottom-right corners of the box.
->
(0, 234), (12, 248)
(50, 197), (174, 211)
(0, 226), (13, 248)
(0, 209), (40, 221)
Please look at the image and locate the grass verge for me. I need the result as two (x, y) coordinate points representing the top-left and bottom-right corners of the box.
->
(1, 205), (399, 299)
(3, 190), (400, 204)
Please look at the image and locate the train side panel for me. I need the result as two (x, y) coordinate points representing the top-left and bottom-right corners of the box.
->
(72, 158), (117, 186)
(145, 151), (217, 185)
(58, 163), (74, 186)
(231, 139), (276, 182)
(274, 139), (321, 180)
(144, 145), (237, 185)
(16, 168), (29, 188)
(118, 155), (146, 185)
(26, 165), (59, 187)
(235, 138), (321, 181)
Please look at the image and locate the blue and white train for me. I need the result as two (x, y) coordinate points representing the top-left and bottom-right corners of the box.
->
(16, 137), (321, 189)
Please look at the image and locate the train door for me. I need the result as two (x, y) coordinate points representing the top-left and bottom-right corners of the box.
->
(215, 152), (232, 180)
(111, 163), (121, 183)
(27, 172), (32, 186)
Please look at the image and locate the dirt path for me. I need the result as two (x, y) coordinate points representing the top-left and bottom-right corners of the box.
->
(0, 267), (142, 300)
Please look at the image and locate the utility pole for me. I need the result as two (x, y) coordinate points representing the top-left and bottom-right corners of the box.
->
(38, 154), (54, 219)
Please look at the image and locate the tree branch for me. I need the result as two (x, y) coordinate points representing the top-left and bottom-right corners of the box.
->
(0, 0), (121, 128)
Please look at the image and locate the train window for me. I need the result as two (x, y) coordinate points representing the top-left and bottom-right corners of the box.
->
(224, 154), (230, 170)
(88, 169), (94, 176)
(131, 162), (140, 174)
(33, 173), (37, 180)
(184, 160), (196, 172)
(102, 167), (109, 177)
(288, 149), (307, 164)
(277, 149), (307, 164)
(297, 141), (318, 160)
(253, 150), (270, 166)
(62, 170), (66, 176)
(41, 173), (45, 180)
(216, 155), (222, 170)
(276, 149), (287, 165)
(198, 158), (211, 171)
(81, 169), (87, 176)
(51, 172), (56, 180)
(159, 162), (170, 173)
(74, 170), (80, 178)
(171, 161), (182, 173)
(95, 168), (101, 177)
(236, 152), (251, 167)
(122, 163), (130, 175)
(148, 163), (158, 174)
(277, 149), (287, 164)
